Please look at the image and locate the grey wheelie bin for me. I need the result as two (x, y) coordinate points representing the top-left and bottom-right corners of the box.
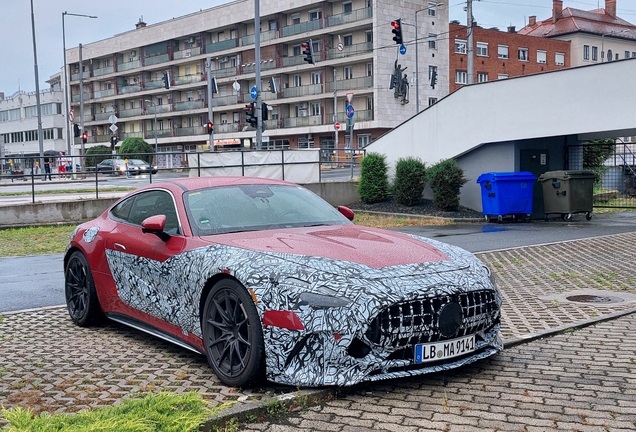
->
(538, 170), (595, 221)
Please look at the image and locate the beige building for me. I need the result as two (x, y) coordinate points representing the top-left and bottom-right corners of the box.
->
(65, 0), (449, 167)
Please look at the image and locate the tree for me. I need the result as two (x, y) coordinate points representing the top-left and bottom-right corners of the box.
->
(85, 145), (112, 167)
(118, 137), (155, 163)
(582, 138), (615, 184)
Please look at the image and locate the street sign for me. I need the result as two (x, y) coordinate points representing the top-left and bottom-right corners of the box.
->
(337, 42), (344, 52)
(108, 115), (118, 124)
(109, 124), (118, 133)
(346, 104), (354, 119)
(346, 92), (354, 104)
(250, 86), (258, 100)
(334, 121), (341, 130)
(262, 136), (270, 143)
(399, 44), (407, 55)
(69, 109), (74, 123)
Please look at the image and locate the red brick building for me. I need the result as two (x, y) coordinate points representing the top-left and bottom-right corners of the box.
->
(448, 23), (571, 93)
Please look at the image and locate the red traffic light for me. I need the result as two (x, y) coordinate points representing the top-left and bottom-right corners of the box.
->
(206, 121), (213, 134)
(81, 132), (88, 143)
(391, 21), (400, 30)
(301, 42), (310, 50)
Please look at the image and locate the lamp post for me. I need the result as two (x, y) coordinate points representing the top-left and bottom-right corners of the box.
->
(412, 3), (443, 114)
(144, 100), (158, 156)
(62, 11), (97, 172)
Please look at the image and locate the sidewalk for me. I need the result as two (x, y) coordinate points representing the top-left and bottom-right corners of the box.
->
(1, 232), (635, 426)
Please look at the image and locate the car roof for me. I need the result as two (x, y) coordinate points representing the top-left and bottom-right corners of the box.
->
(138, 176), (296, 192)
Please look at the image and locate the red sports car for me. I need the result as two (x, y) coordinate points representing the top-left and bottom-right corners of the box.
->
(64, 176), (502, 387)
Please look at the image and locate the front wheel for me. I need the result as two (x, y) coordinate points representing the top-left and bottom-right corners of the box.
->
(65, 251), (103, 327)
(202, 279), (264, 387)
(586, 212), (592, 221)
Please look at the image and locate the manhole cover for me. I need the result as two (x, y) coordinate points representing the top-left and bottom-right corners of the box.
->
(565, 295), (624, 304)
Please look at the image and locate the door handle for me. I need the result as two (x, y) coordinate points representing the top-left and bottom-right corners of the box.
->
(114, 243), (126, 251)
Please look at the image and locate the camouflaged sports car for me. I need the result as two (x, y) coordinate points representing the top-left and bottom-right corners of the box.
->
(64, 176), (502, 387)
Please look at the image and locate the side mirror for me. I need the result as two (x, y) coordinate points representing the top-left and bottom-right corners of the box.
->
(338, 205), (355, 221)
(141, 214), (171, 241)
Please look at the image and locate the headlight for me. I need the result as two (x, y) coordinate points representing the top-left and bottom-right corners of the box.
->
(281, 277), (351, 309)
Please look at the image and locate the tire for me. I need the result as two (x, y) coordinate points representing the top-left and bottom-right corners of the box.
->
(544, 214), (549, 222)
(64, 251), (103, 327)
(586, 212), (592, 221)
(202, 279), (264, 387)
(497, 215), (503, 223)
(562, 213), (572, 221)
(485, 215), (491, 223)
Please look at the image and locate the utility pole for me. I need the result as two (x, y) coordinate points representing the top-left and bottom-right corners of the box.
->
(467, 0), (475, 84)
(206, 57), (214, 150)
(79, 43), (86, 177)
(333, 67), (338, 166)
(254, 0), (262, 149)
(30, 0), (44, 168)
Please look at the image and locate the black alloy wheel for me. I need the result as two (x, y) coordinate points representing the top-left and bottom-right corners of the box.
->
(65, 251), (103, 327)
(202, 279), (264, 387)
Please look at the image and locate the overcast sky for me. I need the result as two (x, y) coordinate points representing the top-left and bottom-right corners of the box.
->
(1, 0), (634, 95)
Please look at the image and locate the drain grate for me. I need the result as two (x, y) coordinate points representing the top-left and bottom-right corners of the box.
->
(565, 295), (624, 304)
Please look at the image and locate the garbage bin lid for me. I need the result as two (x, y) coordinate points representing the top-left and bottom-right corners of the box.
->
(538, 170), (595, 181)
(477, 171), (537, 183)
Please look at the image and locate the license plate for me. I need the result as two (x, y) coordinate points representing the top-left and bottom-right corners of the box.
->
(414, 335), (475, 363)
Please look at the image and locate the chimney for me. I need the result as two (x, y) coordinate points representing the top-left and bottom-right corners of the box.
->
(507, 26), (516, 33)
(606, 0), (617, 17)
(553, 0), (563, 24)
(135, 16), (147, 29)
(529, 16), (536, 26)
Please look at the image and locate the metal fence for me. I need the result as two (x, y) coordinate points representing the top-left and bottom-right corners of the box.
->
(568, 139), (636, 209)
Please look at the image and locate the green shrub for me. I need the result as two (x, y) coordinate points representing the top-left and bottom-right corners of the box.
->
(85, 145), (112, 167)
(583, 138), (615, 184)
(428, 159), (468, 211)
(358, 152), (390, 204)
(119, 137), (155, 163)
(393, 157), (427, 206)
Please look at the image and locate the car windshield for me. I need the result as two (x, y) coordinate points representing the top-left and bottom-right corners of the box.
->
(129, 159), (148, 165)
(185, 184), (352, 235)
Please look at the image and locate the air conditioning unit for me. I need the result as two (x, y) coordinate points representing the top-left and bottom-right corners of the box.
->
(188, 37), (195, 44)
(299, 102), (308, 109)
(130, 50), (137, 57)
(299, 109), (308, 117)
(307, 134), (313, 139)
(185, 51), (192, 58)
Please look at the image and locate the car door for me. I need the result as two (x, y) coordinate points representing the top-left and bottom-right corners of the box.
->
(104, 189), (187, 322)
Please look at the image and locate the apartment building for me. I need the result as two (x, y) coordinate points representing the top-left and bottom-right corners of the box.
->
(449, 23), (570, 93)
(64, 0), (449, 167)
(519, 0), (636, 67)
(0, 74), (66, 164)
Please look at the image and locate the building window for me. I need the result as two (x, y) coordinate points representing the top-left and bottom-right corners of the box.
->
(428, 34), (437, 50)
(294, 75), (302, 86)
(498, 45), (509, 59)
(477, 42), (488, 56)
(293, 45), (301, 56)
(626, 51), (631, 59)
(366, 31), (373, 43)
(343, 34), (353, 46)
(537, 50), (547, 64)
(498, 74), (508, 80)
(367, 96), (373, 111)
(343, 2), (352, 13)
(344, 66), (353, 79)
(477, 72), (488, 83)
(309, 10), (321, 21)
(357, 134), (371, 149)
(607, 49), (613, 62)
(455, 39), (467, 54)
(428, 97), (437, 106)
(311, 71), (321, 84)
(632, 52), (636, 58)
(311, 102), (321, 116)
(518, 47), (528, 61)
(428, 2), (437, 16)
(592, 46), (598, 61)
(268, 20), (277, 31)
(366, 63), (373, 76)
(292, 13), (300, 25)
(583, 45), (590, 60)
(455, 70), (467, 84)
(555, 52), (565, 66)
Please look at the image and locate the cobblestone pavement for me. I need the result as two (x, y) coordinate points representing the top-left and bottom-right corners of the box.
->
(1, 232), (635, 427)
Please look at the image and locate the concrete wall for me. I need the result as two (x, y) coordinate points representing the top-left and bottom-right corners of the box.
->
(0, 182), (359, 228)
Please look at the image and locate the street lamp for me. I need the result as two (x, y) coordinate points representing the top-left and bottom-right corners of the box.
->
(62, 11), (97, 172)
(413, 3), (443, 114)
(144, 100), (158, 156)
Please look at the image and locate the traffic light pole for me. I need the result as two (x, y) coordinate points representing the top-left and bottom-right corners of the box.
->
(79, 43), (86, 178)
(254, 0), (263, 149)
(206, 57), (214, 151)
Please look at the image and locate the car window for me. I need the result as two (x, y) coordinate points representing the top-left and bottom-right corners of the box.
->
(110, 190), (181, 235)
(100, 160), (113, 166)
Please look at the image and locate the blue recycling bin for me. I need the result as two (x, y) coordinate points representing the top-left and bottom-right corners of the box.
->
(476, 172), (537, 222)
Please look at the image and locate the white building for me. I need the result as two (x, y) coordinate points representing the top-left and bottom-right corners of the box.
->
(63, 0), (449, 166)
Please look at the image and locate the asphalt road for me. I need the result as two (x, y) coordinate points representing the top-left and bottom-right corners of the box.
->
(2, 212), (636, 314)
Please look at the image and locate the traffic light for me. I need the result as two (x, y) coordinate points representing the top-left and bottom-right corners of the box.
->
(82, 132), (88, 144)
(110, 135), (118, 150)
(268, 77), (278, 94)
(245, 102), (257, 127)
(430, 69), (438, 89)
(73, 123), (80, 137)
(163, 72), (170, 89)
(211, 77), (218, 94)
(302, 40), (315, 65)
(206, 121), (213, 134)
(261, 102), (268, 121)
(391, 19), (403, 45)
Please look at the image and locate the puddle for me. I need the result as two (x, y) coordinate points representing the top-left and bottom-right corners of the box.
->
(565, 294), (624, 304)
(482, 225), (508, 233)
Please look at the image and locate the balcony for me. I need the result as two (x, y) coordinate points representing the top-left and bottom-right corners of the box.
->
(215, 123), (240, 133)
(93, 66), (114, 77)
(175, 100), (205, 111)
(283, 115), (323, 128)
(118, 60), (141, 72)
(325, 75), (373, 92)
(174, 74), (204, 86)
(71, 71), (90, 81)
(242, 61), (275, 74)
(282, 56), (306, 67)
(327, 7), (372, 27)
(120, 132), (144, 140)
(119, 84), (141, 95)
(175, 126), (204, 137)
(145, 80), (165, 90)
(212, 95), (238, 107)
(282, 19), (322, 37)
(328, 42), (372, 60)
(71, 92), (91, 102)
(94, 89), (115, 99)
(283, 83), (323, 98)
(240, 29), (277, 46)
(205, 38), (238, 54)
(242, 91), (278, 102)
(328, 109), (374, 122)
(152, 104), (173, 114)
(145, 129), (173, 140)
(95, 111), (117, 121)
(119, 107), (143, 118)
(174, 46), (201, 60)
(93, 134), (112, 143)
(145, 53), (169, 66)
(210, 67), (238, 79)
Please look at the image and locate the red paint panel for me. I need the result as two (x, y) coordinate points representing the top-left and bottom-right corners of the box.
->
(262, 310), (305, 331)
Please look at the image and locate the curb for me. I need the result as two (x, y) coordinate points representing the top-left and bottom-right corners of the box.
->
(350, 208), (484, 223)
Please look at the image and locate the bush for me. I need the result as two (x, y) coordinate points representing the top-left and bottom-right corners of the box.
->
(393, 157), (427, 206)
(119, 137), (155, 163)
(583, 138), (615, 184)
(428, 159), (468, 211)
(358, 152), (390, 204)
(85, 145), (112, 167)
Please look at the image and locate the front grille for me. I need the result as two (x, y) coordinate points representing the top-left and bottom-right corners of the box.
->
(365, 290), (499, 349)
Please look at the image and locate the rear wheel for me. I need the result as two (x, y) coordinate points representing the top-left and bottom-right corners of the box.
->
(65, 251), (103, 326)
(202, 279), (264, 387)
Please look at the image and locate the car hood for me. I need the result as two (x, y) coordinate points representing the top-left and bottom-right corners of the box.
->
(200, 225), (451, 271)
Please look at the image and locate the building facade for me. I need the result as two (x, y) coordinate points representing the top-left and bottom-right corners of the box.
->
(64, 0), (449, 167)
(449, 23), (571, 93)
